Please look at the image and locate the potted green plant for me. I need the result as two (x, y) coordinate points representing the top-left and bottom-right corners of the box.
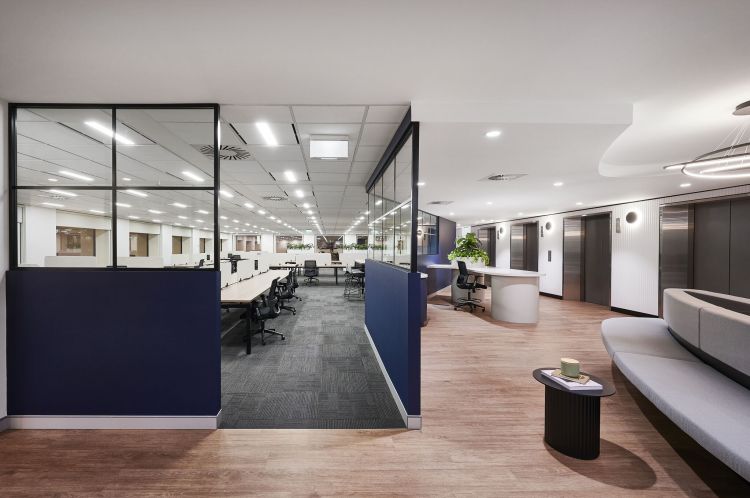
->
(448, 232), (490, 266)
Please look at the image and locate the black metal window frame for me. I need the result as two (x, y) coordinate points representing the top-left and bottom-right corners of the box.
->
(417, 210), (440, 256)
(8, 102), (221, 271)
(365, 108), (420, 273)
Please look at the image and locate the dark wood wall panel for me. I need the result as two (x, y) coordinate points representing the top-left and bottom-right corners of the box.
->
(583, 214), (611, 306)
(730, 197), (750, 298)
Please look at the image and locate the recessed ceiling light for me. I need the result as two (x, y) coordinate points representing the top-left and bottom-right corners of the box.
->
(116, 202), (131, 208)
(178, 215), (188, 219)
(364, 210), (370, 215)
(294, 189), (304, 198)
(85, 121), (134, 145)
(89, 209), (105, 214)
(128, 215), (140, 219)
(256, 122), (278, 146)
(302, 202), (310, 209)
(375, 200), (382, 206)
(284, 171), (297, 183)
(553, 181), (564, 187)
(181, 170), (204, 183)
(152, 219), (161, 223)
(257, 209), (266, 215)
(147, 209), (164, 214)
(417, 182), (426, 187)
(171, 202), (188, 208)
(680, 183), (692, 188)
(48, 189), (77, 197)
(47, 178), (58, 182)
(124, 189), (148, 198)
(122, 177), (132, 182)
(196, 209), (209, 215)
(42, 202), (64, 208)
(485, 130), (502, 138)
(195, 219), (204, 223)
(219, 190), (234, 198)
(232, 219), (239, 223)
(575, 202), (583, 206)
(306, 210), (313, 215)
(449, 212), (455, 216)
(253, 225), (258, 228)
(486, 201), (493, 205)
(59, 170), (94, 182)
(220, 215), (228, 220)
(518, 212), (523, 216)
(269, 215), (276, 220)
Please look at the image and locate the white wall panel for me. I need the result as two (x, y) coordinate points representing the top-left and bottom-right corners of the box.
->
(22, 206), (56, 266)
(476, 184), (750, 315)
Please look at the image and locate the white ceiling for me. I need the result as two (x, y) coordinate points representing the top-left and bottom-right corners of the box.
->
(3, 1), (750, 226)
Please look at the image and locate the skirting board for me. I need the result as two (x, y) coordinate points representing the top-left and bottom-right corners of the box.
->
(7, 412), (221, 430)
(363, 323), (422, 430)
(0, 416), (9, 432)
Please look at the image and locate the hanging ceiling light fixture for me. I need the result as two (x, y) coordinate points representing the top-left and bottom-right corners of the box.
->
(664, 100), (750, 179)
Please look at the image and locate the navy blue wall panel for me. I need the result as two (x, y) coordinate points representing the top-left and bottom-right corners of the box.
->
(7, 270), (221, 416)
(418, 217), (457, 294)
(364, 261), (421, 415)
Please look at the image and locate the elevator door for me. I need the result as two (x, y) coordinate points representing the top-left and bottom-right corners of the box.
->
(694, 200), (730, 294)
(563, 217), (584, 301)
(477, 227), (496, 267)
(583, 214), (611, 306)
(524, 223), (538, 272)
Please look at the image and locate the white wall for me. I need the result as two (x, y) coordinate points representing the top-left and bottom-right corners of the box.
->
(1, 99), (8, 419)
(479, 184), (750, 315)
(21, 206), (56, 266)
(261, 234), (274, 252)
(303, 234), (315, 248)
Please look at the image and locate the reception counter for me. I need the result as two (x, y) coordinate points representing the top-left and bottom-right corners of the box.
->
(427, 264), (544, 323)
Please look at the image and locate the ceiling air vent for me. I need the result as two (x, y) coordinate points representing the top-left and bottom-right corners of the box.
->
(194, 144), (252, 161)
(263, 195), (288, 201)
(482, 173), (527, 182)
(427, 200), (453, 205)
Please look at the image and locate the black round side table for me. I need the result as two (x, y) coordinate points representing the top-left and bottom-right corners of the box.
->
(532, 368), (615, 460)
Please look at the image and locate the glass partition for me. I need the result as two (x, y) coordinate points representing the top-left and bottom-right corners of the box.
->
(10, 104), (220, 269)
(366, 119), (417, 270)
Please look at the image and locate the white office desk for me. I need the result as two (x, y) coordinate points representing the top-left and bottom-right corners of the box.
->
(220, 270), (289, 304)
(427, 264), (544, 323)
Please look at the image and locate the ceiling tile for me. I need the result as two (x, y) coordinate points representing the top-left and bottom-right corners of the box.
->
(366, 105), (409, 123)
(309, 172), (349, 184)
(292, 106), (365, 123)
(248, 145), (303, 161)
(360, 123), (399, 146)
(232, 122), (298, 146)
(353, 145), (384, 162)
(221, 105), (293, 123)
(308, 160), (351, 174)
(347, 172), (370, 185)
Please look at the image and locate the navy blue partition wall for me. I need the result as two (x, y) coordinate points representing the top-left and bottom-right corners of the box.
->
(365, 260), (421, 416)
(7, 270), (220, 416)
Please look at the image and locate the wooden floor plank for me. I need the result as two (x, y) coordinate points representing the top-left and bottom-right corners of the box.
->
(0, 288), (747, 496)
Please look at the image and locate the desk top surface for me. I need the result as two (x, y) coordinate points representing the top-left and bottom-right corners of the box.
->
(220, 270), (289, 303)
(271, 263), (349, 269)
(426, 264), (544, 277)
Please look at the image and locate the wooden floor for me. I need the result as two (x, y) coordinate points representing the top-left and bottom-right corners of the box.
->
(1, 289), (748, 496)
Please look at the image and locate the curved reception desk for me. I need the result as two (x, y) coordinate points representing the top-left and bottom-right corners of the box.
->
(427, 264), (544, 323)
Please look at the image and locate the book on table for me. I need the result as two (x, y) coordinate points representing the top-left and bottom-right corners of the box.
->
(541, 369), (603, 391)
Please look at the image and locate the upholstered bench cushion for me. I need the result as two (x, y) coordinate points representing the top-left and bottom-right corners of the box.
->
(614, 352), (750, 481)
(663, 289), (708, 347)
(701, 306), (750, 378)
(601, 317), (699, 362)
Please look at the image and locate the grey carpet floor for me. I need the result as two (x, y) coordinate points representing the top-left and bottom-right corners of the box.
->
(220, 274), (405, 429)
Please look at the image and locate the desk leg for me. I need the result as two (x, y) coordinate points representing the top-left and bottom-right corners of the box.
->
(245, 303), (255, 355)
(335, 267), (339, 285)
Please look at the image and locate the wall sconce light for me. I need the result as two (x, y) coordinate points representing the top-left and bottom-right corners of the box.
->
(498, 226), (504, 238)
(625, 211), (638, 224)
(545, 221), (552, 231)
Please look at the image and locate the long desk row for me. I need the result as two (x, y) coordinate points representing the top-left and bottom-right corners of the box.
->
(426, 264), (544, 323)
(269, 262), (353, 284)
(220, 269), (290, 353)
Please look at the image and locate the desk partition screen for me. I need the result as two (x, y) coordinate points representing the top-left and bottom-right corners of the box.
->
(9, 104), (221, 270)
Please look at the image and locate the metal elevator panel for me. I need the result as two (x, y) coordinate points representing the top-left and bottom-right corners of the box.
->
(659, 204), (693, 314)
(510, 224), (525, 270)
(563, 216), (584, 301)
(524, 222), (539, 272)
(478, 227), (496, 267)
(583, 214), (611, 306)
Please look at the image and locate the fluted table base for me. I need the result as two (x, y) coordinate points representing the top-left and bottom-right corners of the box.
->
(543, 386), (601, 459)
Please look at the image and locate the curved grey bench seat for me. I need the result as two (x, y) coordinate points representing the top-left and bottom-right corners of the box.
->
(601, 288), (750, 482)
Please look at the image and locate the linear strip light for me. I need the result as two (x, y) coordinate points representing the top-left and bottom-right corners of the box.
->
(58, 170), (94, 182)
(85, 121), (134, 145)
(181, 170), (205, 183)
(124, 189), (148, 198)
(48, 189), (77, 197)
(256, 122), (278, 146)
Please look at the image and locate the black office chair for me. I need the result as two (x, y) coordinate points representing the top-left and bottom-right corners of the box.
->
(248, 278), (285, 352)
(275, 270), (297, 315)
(454, 260), (487, 312)
(195, 258), (204, 269)
(303, 260), (319, 285)
(289, 269), (301, 300)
